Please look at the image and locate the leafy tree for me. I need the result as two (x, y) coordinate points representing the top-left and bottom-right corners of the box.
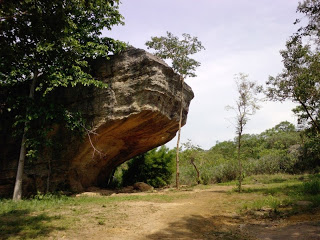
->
(265, 0), (320, 171)
(260, 121), (300, 150)
(122, 146), (175, 188)
(209, 141), (236, 160)
(241, 121), (300, 175)
(176, 122), (301, 185)
(180, 140), (238, 185)
(226, 73), (261, 192)
(239, 134), (263, 160)
(181, 140), (205, 184)
(0, 0), (125, 200)
(145, 32), (205, 189)
(266, 0), (320, 133)
(272, 121), (296, 133)
(299, 132), (320, 172)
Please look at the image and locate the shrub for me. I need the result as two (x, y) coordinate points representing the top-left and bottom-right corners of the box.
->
(210, 161), (238, 183)
(121, 146), (175, 188)
(302, 179), (320, 195)
(295, 135), (320, 172)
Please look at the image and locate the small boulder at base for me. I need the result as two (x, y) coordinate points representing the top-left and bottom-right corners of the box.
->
(133, 182), (154, 192)
(296, 201), (313, 207)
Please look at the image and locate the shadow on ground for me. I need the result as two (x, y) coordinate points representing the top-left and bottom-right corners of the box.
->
(244, 221), (320, 240)
(0, 209), (65, 240)
(147, 213), (320, 240)
(147, 214), (254, 240)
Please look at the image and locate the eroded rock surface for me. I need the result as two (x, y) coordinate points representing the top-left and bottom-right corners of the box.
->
(0, 47), (194, 195)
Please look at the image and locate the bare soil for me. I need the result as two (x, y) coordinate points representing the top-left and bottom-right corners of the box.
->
(51, 185), (320, 240)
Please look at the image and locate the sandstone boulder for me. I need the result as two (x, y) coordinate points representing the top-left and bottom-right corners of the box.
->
(0, 47), (194, 196)
(133, 182), (154, 192)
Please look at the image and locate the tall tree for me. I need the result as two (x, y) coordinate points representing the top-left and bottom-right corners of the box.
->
(266, 0), (320, 133)
(0, 0), (125, 200)
(145, 32), (205, 189)
(226, 73), (260, 192)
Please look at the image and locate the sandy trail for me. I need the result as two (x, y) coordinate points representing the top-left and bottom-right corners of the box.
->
(56, 185), (320, 240)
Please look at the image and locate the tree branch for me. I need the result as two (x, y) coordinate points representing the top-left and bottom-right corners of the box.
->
(81, 123), (105, 159)
(297, 98), (320, 133)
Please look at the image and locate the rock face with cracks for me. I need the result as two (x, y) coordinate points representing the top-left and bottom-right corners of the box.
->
(0, 47), (194, 195)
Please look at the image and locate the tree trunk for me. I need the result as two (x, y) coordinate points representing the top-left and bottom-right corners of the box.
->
(190, 157), (200, 184)
(175, 76), (184, 189)
(107, 168), (117, 187)
(13, 133), (27, 200)
(46, 157), (51, 193)
(13, 71), (37, 200)
(298, 99), (320, 133)
(237, 132), (242, 193)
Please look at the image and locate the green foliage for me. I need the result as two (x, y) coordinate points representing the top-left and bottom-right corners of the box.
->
(296, 132), (320, 172)
(242, 195), (282, 212)
(180, 140), (205, 184)
(179, 140), (237, 185)
(236, 173), (320, 215)
(211, 161), (238, 183)
(242, 122), (301, 175)
(145, 31), (205, 189)
(0, 0), (125, 90)
(246, 150), (285, 175)
(265, 0), (320, 173)
(0, 0), (126, 162)
(301, 177), (320, 195)
(178, 122), (302, 186)
(260, 121), (300, 149)
(209, 141), (236, 160)
(121, 146), (175, 188)
(266, 0), (320, 132)
(145, 32), (205, 78)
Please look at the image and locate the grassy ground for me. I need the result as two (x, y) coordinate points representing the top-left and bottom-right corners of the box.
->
(0, 195), (184, 239)
(0, 191), (187, 240)
(1, 173), (319, 239)
(233, 173), (320, 215)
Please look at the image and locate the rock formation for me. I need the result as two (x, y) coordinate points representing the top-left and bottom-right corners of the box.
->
(0, 47), (194, 196)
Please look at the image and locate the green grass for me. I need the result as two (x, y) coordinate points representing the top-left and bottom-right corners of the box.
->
(0, 208), (65, 240)
(218, 173), (304, 186)
(241, 195), (284, 212)
(193, 174), (320, 216)
(224, 174), (320, 215)
(0, 191), (186, 240)
(1, 174), (319, 239)
(246, 174), (304, 184)
(301, 178), (320, 195)
(0, 192), (185, 219)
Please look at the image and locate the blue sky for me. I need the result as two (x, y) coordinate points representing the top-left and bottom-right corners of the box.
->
(104, 0), (302, 149)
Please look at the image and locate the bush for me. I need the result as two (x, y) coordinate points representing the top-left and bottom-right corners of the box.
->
(302, 179), (320, 195)
(245, 153), (283, 175)
(121, 146), (175, 188)
(295, 135), (320, 172)
(210, 161), (238, 183)
(244, 146), (300, 176)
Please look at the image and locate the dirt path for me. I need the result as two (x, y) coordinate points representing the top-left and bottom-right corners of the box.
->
(56, 185), (320, 240)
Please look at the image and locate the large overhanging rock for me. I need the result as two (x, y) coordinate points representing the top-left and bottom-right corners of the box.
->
(0, 47), (194, 195)
(67, 48), (194, 191)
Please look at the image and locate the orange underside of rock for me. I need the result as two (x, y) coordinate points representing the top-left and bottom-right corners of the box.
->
(69, 110), (179, 191)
